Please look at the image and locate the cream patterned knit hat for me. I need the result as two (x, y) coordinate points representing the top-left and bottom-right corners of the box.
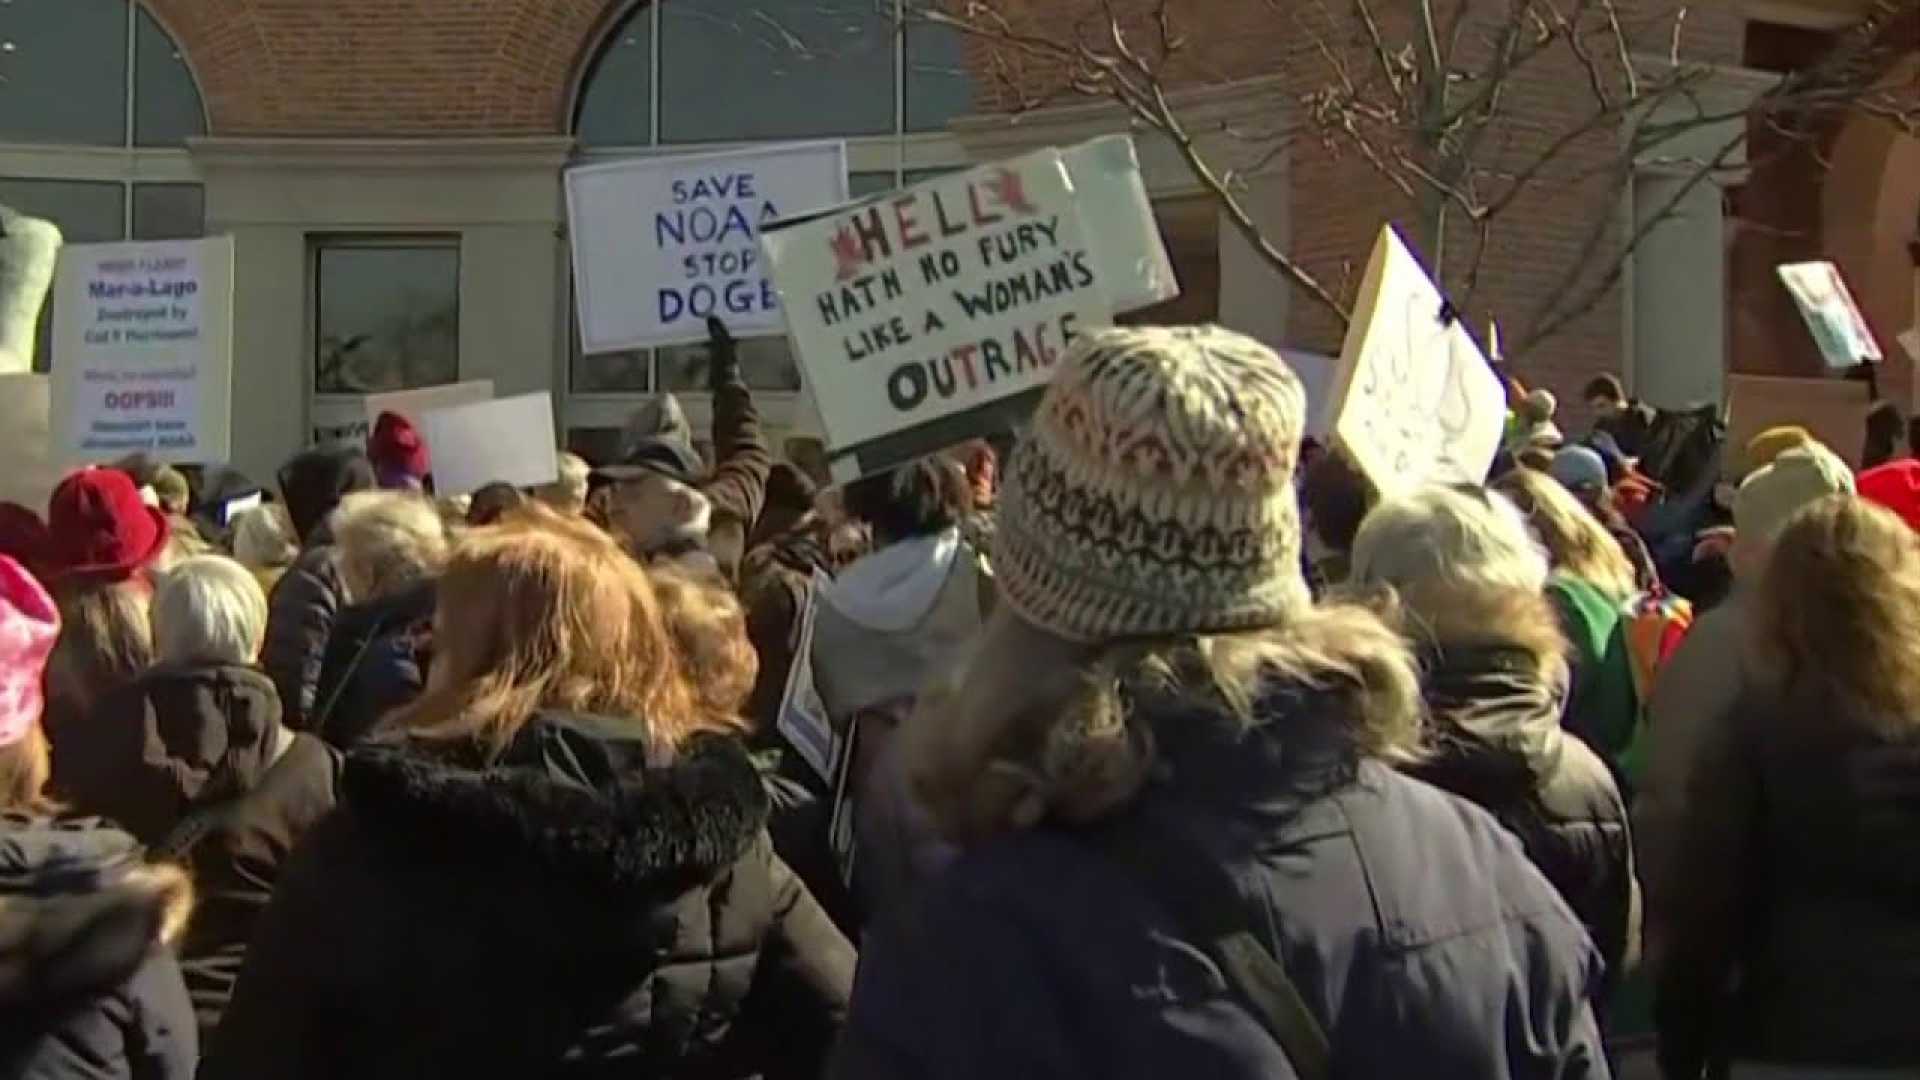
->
(995, 325), (1312, 643)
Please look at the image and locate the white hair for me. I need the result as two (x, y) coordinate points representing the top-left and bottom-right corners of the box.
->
(535, 452), (592, 514)
(151, 555), (269, 666)
(230, 503), (298, 570)
(1349, 485), (1550, 598)
(332, 491), (449, 604)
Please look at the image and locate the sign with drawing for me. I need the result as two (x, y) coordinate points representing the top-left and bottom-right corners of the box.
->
(1777, 261), (1882, 370)
(1326, 226), (1506, 496)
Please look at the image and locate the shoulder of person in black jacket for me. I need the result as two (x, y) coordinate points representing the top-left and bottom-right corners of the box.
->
(0, 814), (197, 1080)
(202, 716), (852, 1080)
(312, 580), (435, 747)
(262, 544), (348, 732)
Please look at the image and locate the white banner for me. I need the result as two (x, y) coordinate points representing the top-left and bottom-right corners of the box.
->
(418, 392), (559, 497)
(0, 373), (58, 512)
(52, 236), (234, 464)
(1777, 261), (1882, 370)
(1326, 226), (1505, 496)
(764, 148), (1113, 481)
(567, 142), (848, 353)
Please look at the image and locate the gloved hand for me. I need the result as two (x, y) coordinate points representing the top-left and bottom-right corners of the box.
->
(707, 316), (739, 391)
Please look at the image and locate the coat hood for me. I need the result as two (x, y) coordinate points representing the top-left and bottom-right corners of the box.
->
(340, 714), (767, 898)
(0, 815), (190, 1011)
(1410, 644), (1571, 802)
(614, 394), (703, 485)
(813, 530), (984, 719)
(822, 530), (963, 632)
(278, 444), (376, 544)
(68, 663), (284, 846)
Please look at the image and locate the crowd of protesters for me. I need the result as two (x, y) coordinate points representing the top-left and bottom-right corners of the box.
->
(1, 316), (1916, 1080)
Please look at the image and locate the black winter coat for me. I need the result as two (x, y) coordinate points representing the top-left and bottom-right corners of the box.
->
(201, 712), (854, 1080)
(310, 582), (434, 746)
(262, 545), (348, 733)
(63, 663), (341, 1035)
(0, 815), (196, 1080)
(1657, 684), (1920, 1075)
(832, 690), (1608, 1080)
(1404, 645), (1639, 993)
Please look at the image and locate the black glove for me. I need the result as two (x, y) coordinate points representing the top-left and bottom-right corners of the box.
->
(707, 316), (739, 390)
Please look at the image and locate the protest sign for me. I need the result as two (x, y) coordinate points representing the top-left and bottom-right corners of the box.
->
(365, 379), (494, 427)
(51, 236), (234, 463)
(776, 571), (836, 783)
(310, 398), (370, 446)
(418, 392), (559, 496)
(1899, 326), (1918, 363)
(567, 142), (848, 353)
(1326, 226), (1505, 496)
(0, 373), (59, 512)
(763, 149), (1113, 481)
(1727, 373), (1869, 469)
(1280, 349), (1336, 438)
(1777, 261), (1881, 370)
(1062, 136), (1180, 313)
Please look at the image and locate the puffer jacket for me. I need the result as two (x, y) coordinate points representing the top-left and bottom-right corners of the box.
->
(265, 445), (375, 732)
(833, 686), (1607, 1080)
(310, 581), (434, 747)
(0, 814), (197, 1080)
(62, 663), (341, 1035)
(1404, 644), (1639, 994)
(201, 712), (854, 1080)
(1657, 683), (1920, 1076)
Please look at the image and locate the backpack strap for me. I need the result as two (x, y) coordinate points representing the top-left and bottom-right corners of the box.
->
(1094, 814), (1332, 1079)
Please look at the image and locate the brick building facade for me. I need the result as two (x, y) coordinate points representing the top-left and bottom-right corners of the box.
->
(1, 0), (1911, 479)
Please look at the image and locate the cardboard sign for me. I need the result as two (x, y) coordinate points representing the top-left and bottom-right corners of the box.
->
(418, 392), (559, 496)
(365, 379), (494, 428)
(764, 149), (1112, 481)
(1727, 373), (1869, 470)
(776, 570), (836, 782)
(52, 237), (234, 464)
(1777, 261), (1881, 370)
(1326, 226), (1505, 496)
(567, 142), (848, 353)
(0, 373), (59, 512)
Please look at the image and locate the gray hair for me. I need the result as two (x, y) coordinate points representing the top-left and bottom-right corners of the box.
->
(1349, 486), (1549, 600)
(332, 491), (449, 603)
(230, 503), (298, 570)
(152, 555), (269, 666)
(535, 452), (592, 514)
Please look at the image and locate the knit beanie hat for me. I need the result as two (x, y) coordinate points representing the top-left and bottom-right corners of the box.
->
(1742, 425), (1813, 479)
(368, 412), (432, 487)
(0, 554), (59, 747)
(1734, 443), (1854, 546)
(1549, 445), (1609, 496)
(1857, 458), (1920, 532)
(995, 325), (1310, 643)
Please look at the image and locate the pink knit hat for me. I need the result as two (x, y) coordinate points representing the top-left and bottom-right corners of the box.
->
(0, 555), (59, 747)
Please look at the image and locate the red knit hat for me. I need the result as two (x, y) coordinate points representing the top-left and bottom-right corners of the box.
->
(44, 467), (171, 582)
(1858, 459), (1920, 532)
(368, 412), (431, 485)
(0, 554), (58, 747)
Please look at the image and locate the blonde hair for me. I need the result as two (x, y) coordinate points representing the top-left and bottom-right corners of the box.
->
(0, 722), (57, 815)
(231, 503), (298, 570)
(1493, 468), (1637, 601)
(649, 564), (756, 730)
(535, 452), (592, 515)
(151, 555), (269, 666)
(332, 491), (449, 604)
(1756, 496), (1920, 731)
(911, 603), (1425, 841)
(388, 505), (710, 757)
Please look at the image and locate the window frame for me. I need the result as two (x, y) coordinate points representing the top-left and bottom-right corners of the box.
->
(309, 234), (464, 399)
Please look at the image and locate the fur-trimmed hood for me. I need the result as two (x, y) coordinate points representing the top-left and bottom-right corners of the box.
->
(341, 713), (768, 898)
(0, 814), (191, 1011)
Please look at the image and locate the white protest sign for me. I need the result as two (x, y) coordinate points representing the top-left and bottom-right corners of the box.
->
(764, 149), (1111, 481)
(52, 237), (233, 464)
(365, 380), (494, 427)
(1897, 326), (1918, 363)
(1280, 349), (1337, 438)
(567, 142), (848, 353)
(1327, 226), (1505, 496)
(1062, 136), (1180, 313)
(1777, 261), (1881, 370)
(777, 571), (836, 782)
(417, 392), (559, 496)
(0, 373), (59, 512)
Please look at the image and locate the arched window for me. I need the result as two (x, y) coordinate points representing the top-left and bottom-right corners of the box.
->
(0, 0), (208, 369)
(565, 1), (975, 407)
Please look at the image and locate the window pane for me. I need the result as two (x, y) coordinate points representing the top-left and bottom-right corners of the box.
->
(574, 3), (650, 146)
(0, 178), (125, 372)
(134, 5), (206, 146)
(131, 183), (204, 240)
(657, 335), (800, 393)
(660, 0), (892, 142)
(906, 21), (973, 131)
(565, 427), (628, 468)
(849, 171), (898, 198)
(573, 346), (653, 393)
(314, 244), (460, 395)
(0, 0), (128, 145)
